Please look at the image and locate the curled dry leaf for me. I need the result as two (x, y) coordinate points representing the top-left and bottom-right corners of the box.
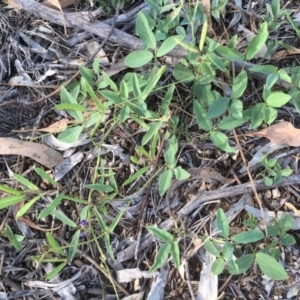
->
(249, 121), (300, 147)
(0, 138), (64, 168)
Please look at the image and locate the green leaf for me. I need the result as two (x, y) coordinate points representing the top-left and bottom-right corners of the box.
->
(147, 226), (174, 242)
(46, 262), (67, 281)
(94, 209), (107, 231)
(5, 225), (22, 250)
(104, 233), (115, 260)
(123, 166), (149, 186)
(265, 73), (279, 90)
(164, 136), (178, 169)
(246, 22), (269, 60)
(13, 173), (39, 191)
(266, 92), (291, 107)
(232, 230), (264, 244)
(221, 242), (234, 261)
(232, 70), (248, 99)
(206, 97), (230, 119)
(215, 45), (244, 61)
(16, 194), (43, 218)
(173, 167), (191, 180)
(0, 194), (25, 210)
(57, 126), (83, 143)
(263, 106), (278, 124)
(68, 229), (80, 262)
(157, 35), (184, 57)
(148, 243), (171, 272)
(218, 115), (248, 130)
(159, 169), (173, 196)
(170, 241), (180, 269)
(79, 66), (96, 85)
(216, 208), (229, 238)
(205, 239), (220, 257)
(228, 254), (254, 275)
(211, 258), (225, 275)
(256, 252), (287, 280)
(266, 225), (280, 237)
(160, 84), (175, 117)
(210, 131), (236, 153)
(280, 233), (296, 247)
(124, 50), (153, 68)
(109, 209), (126, 232)
(100, 90), (122, 104)
(39, 193), (64, 219)
(208, 53), (225, 72)
(54, 103), (87, 112)
(250, 103), (265, 129)
(193, 101), (213, 131)
(142, 121), (163, 145)
(119, 105), (131, 122)
(85, 184), (114, 192)
(281, 168), (293, 177)
(34, 167), (57, 186)
(264, 176), (273, 186)
(229, 99), (243, 119)
(136, 11), (156, 49)
(173, 64), (194, 83)
(0, 184), (22, 195)
(249, 65), (277, 74)
(60, 87), (83, 122)
(278, 215), (293, 231)
(52, 210), (77, 227)
(132, 72), (142, 99)
(46, 232), (65, 255)
(291, 66), (300, 87)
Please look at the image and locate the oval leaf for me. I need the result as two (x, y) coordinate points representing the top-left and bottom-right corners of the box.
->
(124, 50), (153, 68)
(266, 92), (291, 108)
(148, 243), (171, 272)
(232, 230), (264, 244)
(159, 169), (173, 196)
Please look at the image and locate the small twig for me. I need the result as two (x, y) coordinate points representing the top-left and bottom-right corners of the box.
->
(54, 234), (130, 296)
(232, 129), (267, 229)
(183, 217), (196, 300)
(134, 134), (167, 259)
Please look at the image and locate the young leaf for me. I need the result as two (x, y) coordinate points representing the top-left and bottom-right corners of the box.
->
(216, 208), (229, 238)
(250, 103), (265, 129)
(208, 53), (225, 72)
(170, 241), (180, 269)
(278, 215), (293, 231)
(57, 126), (83, 143)
(157, 35), (184, 57)
(13, 173), (39, 191)
(0, 194), (25, 210)
(256, 252), (287, 280)
(229, 99), (243, 119)
(142, 121), (163, 145)
(206, 97), (230, 119)
(148, 243), (171, 272)
(205, 239), (220, 257)
(228, 254), (254, 275)
(46, 262), (67, 281)
(104, 233), (115, 261)
(39, 193), (64, 219)
(232, 70), (248, 99)
(60, 87), (83, 122)
(109, 209), (126, 232)
(85, 184), (114, 192)
(265, 73), (279, 90)
(34, 167), (57, 186)
(193, 101), (213, 131)
(55, 103), (87, 112)
(266, 92), (291, 108)
(124, 50), (153, 68)
(164, 136), (178, 169)
(210, 131), (236, 153)
(173, 64), (194, 83)
(68, 229), (80, 262)
(218, 115), (248, 130)
(147, 226), (174, 242)
(123, 166), (149, 186)
(232, 230), (264, 244)
(280, 233), (296, 247)
(173, 167), (191, 180)
(211, 258), (225, 275)
(52, 210), (77, 227)
(0, 184), (22, 195)
(246, 22), (269, 60)
(46, 232), (65, 256)
(215, 45), (244, 61)
(160, 84), (175, 117)
(159, 169), (173, 196)
(94, 209), (107, 231)
(16, 194), (43, 218)
(136, 11), (156, 49)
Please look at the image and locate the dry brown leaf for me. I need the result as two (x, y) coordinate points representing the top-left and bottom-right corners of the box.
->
(5, 0), (21, 8)
(0, 138), (63, 168)
(271, 48), (300, 61)
(12, 119), (69, 133)
(249, 121), (300, 147)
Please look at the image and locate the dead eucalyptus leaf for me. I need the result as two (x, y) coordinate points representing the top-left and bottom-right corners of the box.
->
(249, 121), (300, 147)
(12, 119), (69, 133)
(0, 138), (63, 168)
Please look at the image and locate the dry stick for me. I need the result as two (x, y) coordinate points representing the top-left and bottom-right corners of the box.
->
(134, 136), (167, 259)
(53, 234), (130, 296)
(232, 129), (267, 228)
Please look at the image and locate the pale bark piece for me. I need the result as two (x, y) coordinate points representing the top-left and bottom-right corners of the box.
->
(117, 268), (159, 283)
(0, 138), (63, 168)
(250, 121), (300, 147)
